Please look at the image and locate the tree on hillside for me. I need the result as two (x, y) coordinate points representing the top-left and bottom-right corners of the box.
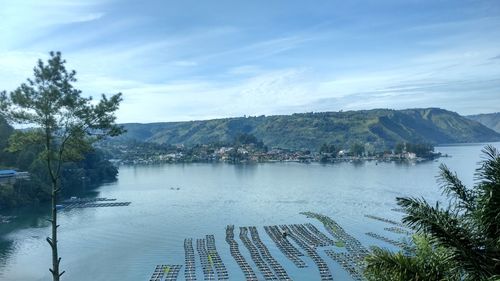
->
(234, 133), (264, 148)
(0, 52), (123, 281)
(0, 116), (15, 166)
(319, 143), (338, 155)
(350, 142), (365, 157)
(394, 142), (435, 157)
(365, 145), (500, 281)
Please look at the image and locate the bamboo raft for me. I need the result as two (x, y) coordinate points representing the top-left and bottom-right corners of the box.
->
(148, 215), (413, 281)
(364, 215), (405, 228)
(264, 225), (306, 268)
(384, 227), (412, 236)
(197, 238), (215, 280)
(301, 212), (370, 278)
(149, 265), (182, 281)
(304, 223), (336, 246)
(60, 201), (131, 209)
(205, 235), (229, 280)
(324, 251), (365, 281)
(365, 232), (412, 251)
(240, 227), (278, 280)
(248, 226), (291, 281)
(184, 238), (197, 281)
(279, 225), (333, 281)
(61, 197), (117, 203)
(164, 265), (182, 281)
(225, 225), (259, 281)
(288, 224), (335, 248)
(390, 208), (406, 213)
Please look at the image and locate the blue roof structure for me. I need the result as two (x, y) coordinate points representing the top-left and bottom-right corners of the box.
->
(0, 170), (17, 176)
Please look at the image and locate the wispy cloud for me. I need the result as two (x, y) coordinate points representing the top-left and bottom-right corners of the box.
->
(0, 1), (108, 48)
(1, 0), (500, 122)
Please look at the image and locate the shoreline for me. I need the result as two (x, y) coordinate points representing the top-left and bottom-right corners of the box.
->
(116, 154), (446, 166)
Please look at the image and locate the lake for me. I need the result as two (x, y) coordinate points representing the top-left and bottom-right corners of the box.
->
(0, 143), (498, 281)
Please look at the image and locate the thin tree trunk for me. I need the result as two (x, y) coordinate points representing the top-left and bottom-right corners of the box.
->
(48, 180), (63, 281)
(45, 129), (64, 281)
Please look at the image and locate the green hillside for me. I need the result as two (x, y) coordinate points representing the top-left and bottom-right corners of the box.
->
(118, 108), (500, 151)
(467, 112), (500, 133)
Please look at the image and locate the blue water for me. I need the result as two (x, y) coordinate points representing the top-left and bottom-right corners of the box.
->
(0, 142), (498, 281)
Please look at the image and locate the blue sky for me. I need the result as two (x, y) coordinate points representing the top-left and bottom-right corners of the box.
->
(1, 0), (499, 123)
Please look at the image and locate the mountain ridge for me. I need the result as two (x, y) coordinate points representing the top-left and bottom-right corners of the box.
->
(467, 112), (500, 133)
(115, 108), (500, 151)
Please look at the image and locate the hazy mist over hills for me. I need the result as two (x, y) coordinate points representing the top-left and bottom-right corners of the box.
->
(467, 113), (500, 133)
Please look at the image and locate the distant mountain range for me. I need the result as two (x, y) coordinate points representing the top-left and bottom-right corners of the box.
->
(116, 108), (500, 151)
(467, 113), (500, 133)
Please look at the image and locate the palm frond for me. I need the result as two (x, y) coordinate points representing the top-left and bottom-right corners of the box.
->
(368, 146), (500, 280)
(475, 145), (500, 244)
(397, 197), (490, 277)
(438, 163), (476, 212)
(476, 145), (500, 185)
(486, 275), (500, 281)
(365, 247), (422, 281)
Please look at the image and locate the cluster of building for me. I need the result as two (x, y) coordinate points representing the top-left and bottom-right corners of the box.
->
(116, 145), (316, 165)
(110, 142), (440, 165)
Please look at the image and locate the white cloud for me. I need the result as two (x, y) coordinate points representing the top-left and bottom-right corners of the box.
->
(0, 1), (108, 50)
(0, 51), (46, 89)
(1, 0), (499, 122)
(70, 12), (104, 23)
(70, 67), (316, 123)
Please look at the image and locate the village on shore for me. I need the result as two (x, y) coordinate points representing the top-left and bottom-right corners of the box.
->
(99, 136), (443, 165)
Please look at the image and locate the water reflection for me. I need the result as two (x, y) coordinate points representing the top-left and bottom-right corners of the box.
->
(0, 142), (497, 281)
(232, 162), (258, 177)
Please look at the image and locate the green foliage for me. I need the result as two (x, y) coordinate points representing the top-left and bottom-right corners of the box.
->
(350, 142), (365, 156)
(394, 142), (434, 157)
(0, 147), (117, 210)
(319, 143), (338, 154)
(365, 145), (500, 280)
(0, 52), (124, 280)
(0, 52), (122, 210)
(234, 133), (264, 148)
(365, 235), (460, 281)
(0, 116), (15, 166)
(0, 178), (51, 210)
(116, 108), (500, 151)
(0, 77), (119, 209)
(0, 51), (123, 188)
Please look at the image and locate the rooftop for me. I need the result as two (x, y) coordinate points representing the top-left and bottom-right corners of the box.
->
(0, 170), (17, 176)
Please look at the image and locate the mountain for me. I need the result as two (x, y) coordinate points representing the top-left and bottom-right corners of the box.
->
(467, 113), (500, 133)
(116, 108), (500, 151)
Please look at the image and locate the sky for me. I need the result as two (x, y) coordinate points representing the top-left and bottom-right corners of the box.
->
(0, 0), (499, 123)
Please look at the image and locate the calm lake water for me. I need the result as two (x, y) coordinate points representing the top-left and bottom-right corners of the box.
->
(1, 142), (498, 281)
